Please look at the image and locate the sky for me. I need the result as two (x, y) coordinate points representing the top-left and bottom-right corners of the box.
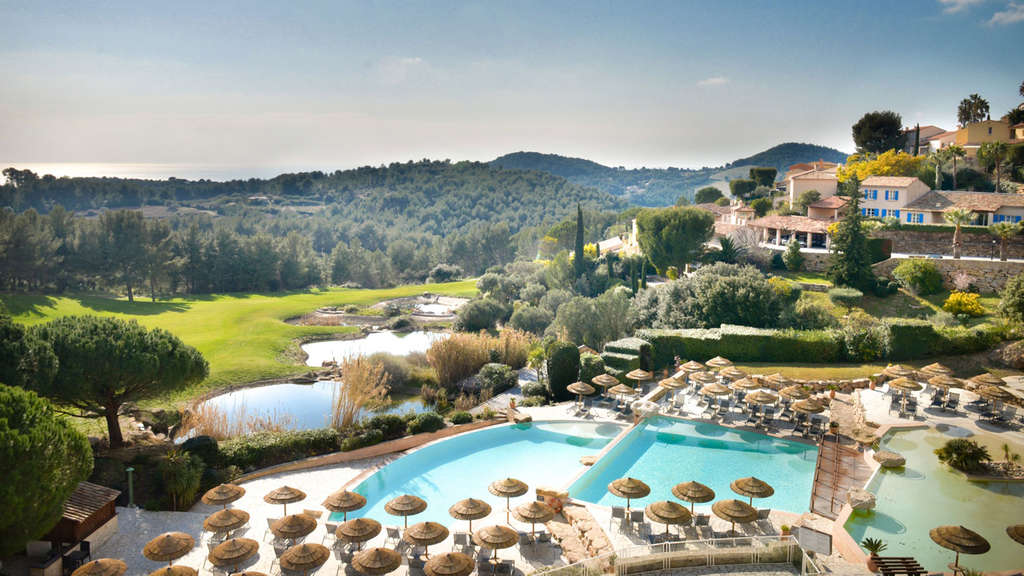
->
(1, 0), (1022, 177)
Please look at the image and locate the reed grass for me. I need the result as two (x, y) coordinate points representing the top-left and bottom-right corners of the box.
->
(179, 400), (295, 440)
(331, 357), (390, 429)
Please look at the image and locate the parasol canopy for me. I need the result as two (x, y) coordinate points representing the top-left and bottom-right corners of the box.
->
(977, 385), (1013, 401)
(671, 481), (715, 514)
(489, 478), (527, 523)
(608, 383), (637, 396)
(711, 499), (758, 534)
(920, 362), (953, 376)
(689, 371), (718, 385)
(279, 544), (329, 576)
(403, 522), (450, 556)
(204, 509), (250, 534)
(644, 501), (692, 534)
(513, 501), (555, 537)
(472, 525), (518, 552)
(658, 378), (684, 390)
(706, 356), (732, 369)
(765, 373), (793, 388)
(591, 373), (619, 390)
(927, 374), (960, 389)
(888, 377), (923, 392)
(608, 477), (650, 509)
(337, 518), (382, 544)
(969, 373), (1005, 387)
(625, 369), (654, 382)
(883, 365), (915, 379)
(679, 360), (705, 372)
(207, 539), (259, 571)
(270, 514), (317, 541)
(143, 532), (195, 565)
(424, 552), (475, 576)
(202, 484), (245, 508)
(567, 381), (595, 396)
(263, 486), (306, 515)
(744, 390), (779, 405)
(700, 382), (730, 397)
(730, 477), (775, 505)
(148, 567), (196, 576)
(352, 548), (402, 576)
(72, 560), (127, 576)
(384, 494), (427, 528)
(321, 490), (366, 521)
(779, 385), (811, 400)
(792, 398), (826, 414)
(730, 378), (761, 391)
(1006, 524), (1024, 546)
(719, 366), (746, 381)
(929, 525), (990, 568)
(448, 498), (491, 532)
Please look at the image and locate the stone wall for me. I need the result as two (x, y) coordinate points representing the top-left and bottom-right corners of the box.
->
(872, 257), (1024, 292)
(871, 228), (1024, 259)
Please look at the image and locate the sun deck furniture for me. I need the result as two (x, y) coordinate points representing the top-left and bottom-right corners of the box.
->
(264, 518), (280, 542)
(944, 392), (960, 413)
(872, 556), (926, 576)
(609, 506), (627, 528)
(385, 525), (401, 546)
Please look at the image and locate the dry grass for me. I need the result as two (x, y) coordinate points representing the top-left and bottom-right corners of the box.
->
(179, 401), (294, 440)
(331, 357), (390, 429)
(426, 330), (533, 388)
(454, 388), (494, 411)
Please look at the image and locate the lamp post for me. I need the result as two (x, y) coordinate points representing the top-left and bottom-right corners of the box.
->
(992, 239), (998, 260)
(126, 467), (135, 508)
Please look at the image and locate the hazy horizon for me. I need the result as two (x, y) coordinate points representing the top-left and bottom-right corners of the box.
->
(2, 0), (1022, 175)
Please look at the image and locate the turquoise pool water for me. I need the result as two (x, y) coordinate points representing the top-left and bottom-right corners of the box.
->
(334, 421), (624, 524)
(569, 417), (818, 513)
(844, 426), (1024, 572)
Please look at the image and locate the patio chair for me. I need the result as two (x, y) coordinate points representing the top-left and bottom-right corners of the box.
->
(538, 531), (552, 543)
(302, 509), (323, 520)
(322, 522), (339, 546)
(629, 509), (645, 533)
(609, 506), (627, 529)
(756, 509), (771, 528)
(930, 394), (945, 409)
(499, 559), (515, 574)
(518, 531), (532, 547)
(264, 518), (281, 542)
(452, 531), (471, 552)
(385, 525), (401, 546)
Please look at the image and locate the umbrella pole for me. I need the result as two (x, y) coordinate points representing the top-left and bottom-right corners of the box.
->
(626, 497), (630, 511)
(506, 497), (510, 523)
(284, 503), (288, 516)
(955, 551), (960, 568)
(405, 516), (409, 529)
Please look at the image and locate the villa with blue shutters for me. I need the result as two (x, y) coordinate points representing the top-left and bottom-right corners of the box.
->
(857, 176), (1024, 226)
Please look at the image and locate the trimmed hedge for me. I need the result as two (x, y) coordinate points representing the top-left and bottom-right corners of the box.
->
(546, 341), (581, 402)
(603, 337), (652, 369)
(885, 319), (936, 360)
(601, 351), (640, 372)
(408, 412), (446, 434)
(218, 428), (341, 471)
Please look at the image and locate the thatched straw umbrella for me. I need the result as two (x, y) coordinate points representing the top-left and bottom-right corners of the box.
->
(699, 382), (730, 397)
(690, 371), (718, 385)
(226, 572), (265, 576)
(659, 377), (685, 403)
(730, 378), (760, 392)
(336, 518), (382, 551)
(270, 514), (317, 542)
(489, 478), (528, 523)
(1006, 524), (1024, 546)
(883, 365), (915, 379)
(403, 522), (449, 558)
(352, 547), (402, 576)
(207, 538), (259, 573)
(143, 532), (195, 567)
(608, 383), (636, 397)
(448, 498), (491, 532)
(424, 552), (475, 576)
(626, 369), (654, 388)
(928, 374), (960, 390)
(204, 509), (250, 535)
(719, 367), (746, 381)
(969, 373), (1005, 387)
(711, 499), (758, 535)
(792, 398), (826, 415)
(263, 486), (306, 516)
(384, 494), (427, 529)
(321, 490), (366, 522)
(72, 560), (127, 576)
(148, 566), (196, 576)
(889, 377), (923, 411)
(608, 477), (650, 510)
(472, 525), (518, 564)
(513, 501), (555, 538)
(679, 360), (705, 373)
(977, 385), (1013, 401)
(920, 362), (953, 377)
(780, 385), (811, 400)
(706, 356), (732, 369)
(279, 543), (330, 576)
(567, 381), (596, 405)
(929, 525), (990, 569)
(202, 484), (245, 509)
(644, 501), (692, 535)
(744, 391), (779, 406)
(672, 481), (715, 514)
(591, 373), (619, 395)
(730, 477), (774, 506)
(765, 373), (793, 389)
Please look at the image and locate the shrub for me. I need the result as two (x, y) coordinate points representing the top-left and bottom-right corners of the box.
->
(427, 333), (493, 388)
(840, 311), (890, 361)
(885, 319), (936, 360)
(783, 238), (804, 271)
(519, 396), (547, 407)
(509, 305), (553, 335)
(943, 291), (985, 317)
(429, 264), (463, 283)
(366, 353), (412, 388)
(521, 381), (548, 398)
(546, 341), (581, 401)
(408, 412), (446, 434)
(519, 283), (547, 305)
(180, 435), (219, 465)
(892, 259), (944, 295)
(478, 363), (517, 394)
(218, 428), (341, 470)
(158, 450), (205, 511)
(828, 287), (864, 308)
(784, 300), (839, 330)
(449, 411), (473, 425)
(771, 252), (785, 270)
(999, 273), (1024, 323)
(455, 298), (509, 332)
(366, 414), (407, 440)
(636, 326), (842, 369)
(579, 353), (606, 384)
(935, 438), (991, 472)
(341, 428), (384, 451)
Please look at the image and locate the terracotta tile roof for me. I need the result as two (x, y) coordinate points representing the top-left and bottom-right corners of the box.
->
(808, 196), (849, 209)
(748, 215), (832, 234)
(861, 176), (921, 187)
(791, 166), (838, 180)
(694, 202), (731, 216)
(63, 482), (121, 524)
(904, 190), (1024, 213)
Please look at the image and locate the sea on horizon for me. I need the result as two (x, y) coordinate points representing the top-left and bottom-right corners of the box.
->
(0, 162), (343, 182)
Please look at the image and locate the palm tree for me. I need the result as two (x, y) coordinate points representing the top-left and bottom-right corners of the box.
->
(944, 208), (975, 259)
(978, 141), (1009, 193)
(714, 236), (746, 264)
(947, 145), (966, 190)
(989, 221), (1021, 261)
(929, 149), (949, 189)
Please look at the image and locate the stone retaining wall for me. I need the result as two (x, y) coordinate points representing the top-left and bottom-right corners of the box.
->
(872, 257), (1024, 292)
(872, 228), (1024, 259)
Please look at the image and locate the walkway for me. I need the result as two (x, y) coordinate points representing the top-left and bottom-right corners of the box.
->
(809, 437), (871, 520)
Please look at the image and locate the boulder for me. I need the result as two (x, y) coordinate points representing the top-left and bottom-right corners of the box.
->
(580, 455), (598, 466)
(873, 450), (905, 468)
(537, 486), (569, 502)
(847, 489), (876, 511)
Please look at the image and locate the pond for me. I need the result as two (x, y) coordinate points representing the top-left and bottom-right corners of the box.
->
(302, 330), (448, 366)
(194, 380), (430, 433)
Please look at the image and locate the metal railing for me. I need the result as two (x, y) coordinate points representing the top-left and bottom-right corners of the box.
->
(534, 535), (820, 576)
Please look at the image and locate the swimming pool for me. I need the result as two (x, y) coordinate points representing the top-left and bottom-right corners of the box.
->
(569, 417), (818, 513)
(844, 426), (1024, 572)
(336, 421), (625, 524)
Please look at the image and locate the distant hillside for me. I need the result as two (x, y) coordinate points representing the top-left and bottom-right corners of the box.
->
(727, 143), (848, 174)
(491, 143), (849, 206)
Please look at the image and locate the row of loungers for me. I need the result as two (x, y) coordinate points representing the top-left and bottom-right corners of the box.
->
(609, 507), (773, 543)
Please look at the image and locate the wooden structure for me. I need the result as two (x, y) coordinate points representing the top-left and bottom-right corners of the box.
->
(873, 556), (926, 576)
(45, 482), (121, 544)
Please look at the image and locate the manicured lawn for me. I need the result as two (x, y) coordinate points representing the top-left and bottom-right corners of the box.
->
(774, 271), (832, 286)
(735, 353), (1014, 381)
(800, 286), (1000, 327)
(1, 281), (477, 404)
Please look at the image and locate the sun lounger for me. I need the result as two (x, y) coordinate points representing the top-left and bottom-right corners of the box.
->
(263, 518), (280, 542)
(452, 532), (472, 552)
(385, 525), (401, 546)
(609, 506), (627, 529)
(944, 392), (960, 413)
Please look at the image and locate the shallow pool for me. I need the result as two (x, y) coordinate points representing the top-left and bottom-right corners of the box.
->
(844, 426), (1024, 572)
(336, 421), (625, 525)
(303, 331), (448, 366)
(570, 417), (818, 513)
(196, 381), (429, 432)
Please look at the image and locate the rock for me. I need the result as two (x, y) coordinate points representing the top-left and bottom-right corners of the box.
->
(852, 378), (870, 389)
(996, 340), (1024, 370)
(536, 487), (569, 503)
(580, 455), (598, 466)
(847, 489), (876, 511)
(874, 450), (906, 468)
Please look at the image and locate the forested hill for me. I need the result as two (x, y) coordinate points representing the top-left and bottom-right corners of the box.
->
(491, 143), (848, 206)
(1, 160), (623, 235)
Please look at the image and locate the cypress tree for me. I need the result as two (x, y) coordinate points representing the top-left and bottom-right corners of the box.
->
(913, 123), (921, 156)
(641, 260), (648, 289)
(573, 203), (585, 279)
(827, 176), (875, 290)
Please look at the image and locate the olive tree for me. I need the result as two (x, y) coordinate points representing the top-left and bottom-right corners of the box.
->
(636, 207), (714, 274)
(30, 316), (208, 447)
(0, 384), (92, 556)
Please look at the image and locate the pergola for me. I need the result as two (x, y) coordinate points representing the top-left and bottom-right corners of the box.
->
(749, 215), (833, 250)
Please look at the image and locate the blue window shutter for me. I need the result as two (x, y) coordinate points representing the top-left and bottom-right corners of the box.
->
(893, 210), (900, 218)
(894, 190), (899, 201)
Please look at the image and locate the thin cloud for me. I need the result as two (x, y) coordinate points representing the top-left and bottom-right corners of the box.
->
(697, 76), (728, 87)
(987, 1), (1024, 24)
(937, 0), (984, 13)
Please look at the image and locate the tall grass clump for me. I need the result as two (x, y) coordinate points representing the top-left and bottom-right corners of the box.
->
(179, 401), (295, 440)
(427, 330), (533, 388)
(332, 357), (390, 429)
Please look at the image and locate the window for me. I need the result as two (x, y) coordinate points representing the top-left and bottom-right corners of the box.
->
(884, 190), (889, 200)
(893, 210), (900, 219)
(870, 208), (879, 217)
(916, 213), (924, 223)
(863, 190), (869, 200)
(862, 208), (868, 216)
(995, 214), (1004, 223)
(880, 209), (887, 218)
(906, 212), (913, 223)
(871, 190), (878, 200)
(891, 190), (898, 201)
(988, 127), (993, 135)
